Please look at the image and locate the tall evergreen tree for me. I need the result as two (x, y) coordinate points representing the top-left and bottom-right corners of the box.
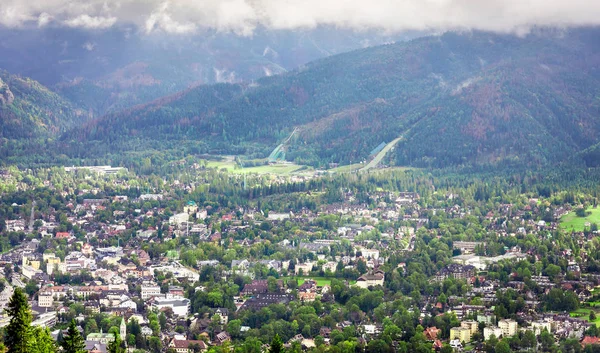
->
(5, 287), (32, 353)
(61, 320), (85, 353)
(29, 327), (57, 353)
(269, 334), (284, 353)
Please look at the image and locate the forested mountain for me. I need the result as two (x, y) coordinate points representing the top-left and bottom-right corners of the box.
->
(63, 28), (600, 169)
(0, 70), (89, 139)
(0, 26), (411, 116)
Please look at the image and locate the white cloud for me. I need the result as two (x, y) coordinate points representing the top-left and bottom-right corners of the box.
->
(0, 0), (599, 35)
(64, 14), (117, 29)
(37, 12), (52, 27)
(82, 41), (96, 51)
(145, 2), (196, 34)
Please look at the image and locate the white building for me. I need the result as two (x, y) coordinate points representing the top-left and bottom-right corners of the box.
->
(38, 293), (54, 308)
(141, 283), (162, 300)
(151, 298), (190, 317)
(196, 210), (208, 220)
(498, 319), (518, 337)
(21, 265), (42, 280)
(531, 320), (552, 335)
(119, 299), (138, 311)
(267, 213), (290, 221)
(140, 194), (163, 201)
(32, 312), (57, 328)
(169, 213), (189, 225)
(356, 246), (380, 260)
(483, 326), (503, 340)
(355, 270), (385, 289)
(295, 262), (314, 275)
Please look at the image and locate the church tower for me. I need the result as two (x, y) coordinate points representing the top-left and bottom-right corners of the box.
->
(120, 317), (126, 340)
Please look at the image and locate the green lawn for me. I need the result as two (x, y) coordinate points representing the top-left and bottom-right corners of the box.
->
(231, 164), (307, 175)
(560, 207), (600, 231)
(330, 163), (364, 173)
(201, 158), (308, 175)
(570, 308), (600, 326)
(204, 159), (237, 171)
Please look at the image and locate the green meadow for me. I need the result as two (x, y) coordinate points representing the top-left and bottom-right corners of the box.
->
(560, 207), (600, 231)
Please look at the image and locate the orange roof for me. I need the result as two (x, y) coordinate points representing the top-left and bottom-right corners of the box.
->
(424, 327), (440, 341)
(582, 336), (600, 346)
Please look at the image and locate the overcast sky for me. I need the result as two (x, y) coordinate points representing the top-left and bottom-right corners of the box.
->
(1, 0), (599, 35)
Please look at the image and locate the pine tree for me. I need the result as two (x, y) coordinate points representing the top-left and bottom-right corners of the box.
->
(29, 327), (58, 353)
(269, 334), (284, 353)
(61, 320), (85, 353)
(5, 287), (32, 353)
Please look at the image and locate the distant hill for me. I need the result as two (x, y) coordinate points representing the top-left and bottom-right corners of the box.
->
(64, 28), (600, 169)
(0, 26), (413, 117)
(0, 71), (89, 139)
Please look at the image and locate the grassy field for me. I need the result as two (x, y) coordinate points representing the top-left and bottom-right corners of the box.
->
(231, 164), (307, 175)
(560, 207), (600, 231)
(204, 160), (237, 171)
(201, 157), (308, 175)
(330, 163), (364, 173)
(570, 308), (600, 326)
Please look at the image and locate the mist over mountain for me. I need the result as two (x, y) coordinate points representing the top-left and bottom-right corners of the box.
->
(0, 25), (414, 116)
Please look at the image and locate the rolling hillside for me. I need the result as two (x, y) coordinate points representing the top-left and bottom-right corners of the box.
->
(64, 28), (600, 168)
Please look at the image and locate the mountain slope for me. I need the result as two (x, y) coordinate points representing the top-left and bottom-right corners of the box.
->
(64, 28), (600, 168)
(0, 26), (414, 117)
(0, 71), (89, 139)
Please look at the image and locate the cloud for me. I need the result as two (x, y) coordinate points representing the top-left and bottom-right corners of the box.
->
(144, 2), (196, 34)
(0, 0), (599, 35)
(64, 14), (117, 29)
(37, 13), (52, 27)
(82, 41), (96, 51)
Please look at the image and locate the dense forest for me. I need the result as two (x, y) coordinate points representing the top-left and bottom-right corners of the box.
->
(0, 71), (90, 139)
(52, 28), (600, 170)
(1, 29), (600, 174)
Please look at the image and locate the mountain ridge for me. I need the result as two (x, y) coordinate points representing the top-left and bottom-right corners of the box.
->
(0, 26), (415, 117)
(6, 27), (600, 170)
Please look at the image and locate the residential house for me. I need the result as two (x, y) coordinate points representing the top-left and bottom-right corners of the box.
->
(424, 327), (440, 341)
(168, 339), (208, 353)
(355, 270), (385, 288)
